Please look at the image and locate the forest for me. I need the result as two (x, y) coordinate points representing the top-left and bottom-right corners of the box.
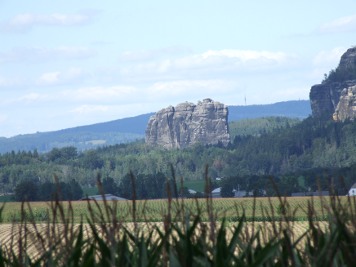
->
(1, 115), (356, 201)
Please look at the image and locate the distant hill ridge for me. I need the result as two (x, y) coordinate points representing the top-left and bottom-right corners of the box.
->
(229, 100), (310, 120)
(0, 100), (311, 154)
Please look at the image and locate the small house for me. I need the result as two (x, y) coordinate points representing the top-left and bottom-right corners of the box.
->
(211, 187), (256, 198)
(188, 189), (197, 194)
(348, 183), (356, 196)
(211, 187), (221, 198)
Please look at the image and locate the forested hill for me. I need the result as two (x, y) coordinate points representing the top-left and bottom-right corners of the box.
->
(0, 100), (310, 154)
(2, 116), (356, 198)
(229, 100), (311, 120)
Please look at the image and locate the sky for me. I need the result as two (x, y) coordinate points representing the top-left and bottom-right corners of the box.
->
(1, 0), (356, 137)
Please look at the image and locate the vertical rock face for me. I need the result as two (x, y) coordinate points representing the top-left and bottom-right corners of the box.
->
(333, 85), (356, 121)
(310, 47), (356, 120)
(310, 80), (356, 119)
(145, 99), (230, 149)
(339, 47), (356, 69)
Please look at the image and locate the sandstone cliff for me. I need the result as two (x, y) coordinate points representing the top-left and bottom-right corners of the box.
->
(310, 47), (356, 120)
(145, 99), (230, 149)
(310, 80), (356, 119)
(333, 85), (356, 121)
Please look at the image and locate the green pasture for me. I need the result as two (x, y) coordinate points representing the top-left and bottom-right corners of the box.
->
(0, 195), (13, 202)
(1, 196), (354, 223)
(82, 186), (99, 196)
(182, 179), (206, 192)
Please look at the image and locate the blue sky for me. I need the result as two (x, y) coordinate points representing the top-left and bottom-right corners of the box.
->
(1, 0), (356, 137)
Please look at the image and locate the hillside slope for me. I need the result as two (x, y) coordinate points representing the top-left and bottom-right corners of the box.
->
(0, 113), (153, 153)
(229, 100), (310, 120)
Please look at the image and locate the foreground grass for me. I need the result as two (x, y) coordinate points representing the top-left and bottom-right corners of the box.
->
(0, 192), (355, 266)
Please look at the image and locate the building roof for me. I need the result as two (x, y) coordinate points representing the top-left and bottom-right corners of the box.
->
(211, 187), (221, 193)
(188, 189), (197, 194)
(81, 194), (127, 201)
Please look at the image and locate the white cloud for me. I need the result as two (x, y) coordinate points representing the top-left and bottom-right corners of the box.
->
(311, 47), (346, 79)
(38, 72), (60, 85)
(0, 76), (6, 87)
(0, 74), (26, 88)
(319, 14), (356, 33)
(201, 50), (289, 63)
(19, 92), (47, 103)
(0, 91), (49, 106)
(313, 47), (345, 67)
(120, 49), (295, 80)
(37, 68), (85, 86)
(274, 86), (310, 101)
(0, 114), (8, 124)
(54, 46), (96, 59)
(1, 11), (98, 32)
(61, 85), (140, 104)
(0, 46), (96, 63)
(71, 105), (110, 114)
(119, 46), (192, 62)
(6, 84), (141, 108)
(146, 79), (237, 103)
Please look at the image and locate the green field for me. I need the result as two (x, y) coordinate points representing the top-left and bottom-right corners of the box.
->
(182, 179), (206, 192)
(0, 195), (13, 202)
(1, 196), (354, 223)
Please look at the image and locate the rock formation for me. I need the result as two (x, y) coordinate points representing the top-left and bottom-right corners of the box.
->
(145, 99), (230, 149)
(310, 47), (356, 120)
(333, 85), (356, 121)
(310, 80), (356, 119)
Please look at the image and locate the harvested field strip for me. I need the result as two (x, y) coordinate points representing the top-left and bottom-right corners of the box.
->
(0, 222), (316, 253)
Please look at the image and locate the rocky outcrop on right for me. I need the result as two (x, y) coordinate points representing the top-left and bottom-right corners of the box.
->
(333, 85), (356, 121)
(310, 80), (356, 119)
(309, 47), (356, 120)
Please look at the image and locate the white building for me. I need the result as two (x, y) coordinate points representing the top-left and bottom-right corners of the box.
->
(348, 183), (356, 196)
(188, 189), (197, 194)
(211, 187), (221, 198)
(81, 194), (127, 201)
(211, 187), (255, 198)
(233, 189), (254, 198)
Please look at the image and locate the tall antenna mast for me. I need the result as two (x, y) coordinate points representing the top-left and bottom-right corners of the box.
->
(244, 95), (247, 106)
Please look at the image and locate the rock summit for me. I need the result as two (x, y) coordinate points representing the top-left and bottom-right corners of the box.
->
(310, 47), (356, 121)
(145, 99), (230, 149)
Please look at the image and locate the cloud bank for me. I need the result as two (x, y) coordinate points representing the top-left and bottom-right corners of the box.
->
(0, 46), (96, 63)
(1, 11), (98, 32)
(319, 14), (356, 33)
